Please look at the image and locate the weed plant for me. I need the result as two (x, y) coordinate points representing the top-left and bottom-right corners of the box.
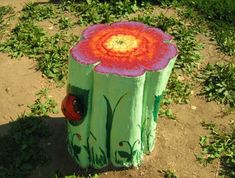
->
(200, 62), (235, 107)
(0, 6), (14, 36)
(53, 172), (99, 178)
(59, 0), (141, 25)
(166, 73), (192, 104)
(0, 21), (79, 82)
(197, 122), (235, 177)
(161, 169), (178, 178)
(182, 0), (235, 23)
(177, 7), (235, 56)
(212, 23), (235, 56)
(28, 88), (58, 116)
(0, 6), (13, 22)
(159, 98), (176, 120)
(58, 16), (73, 29)
(0, 22), (46, 58)
(21, 2), (56, 21)
(36, 33), (79, 81)
(153, 0), (235, 23)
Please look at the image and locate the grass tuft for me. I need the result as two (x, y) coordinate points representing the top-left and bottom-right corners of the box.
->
(21, 2), (56, 21)
(28, 88), (58, 116)
(197, 121), (235, 177)
(166, 73), (192, 104)
(0, 5), (15, 37)
(0, 21), (79, 82)
(59, 0), (141, 25)
(159, 169), (178, 178)
(200, 62), (235, 107)
(0, 22), (46, 57)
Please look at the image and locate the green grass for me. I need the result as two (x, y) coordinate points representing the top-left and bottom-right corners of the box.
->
(154, 0), (235, 23)
(159, 169), (178, 178)
(53, 172), (99, 178)
(58, 16), (74, 30)
(20, 2), (56, 21)
(182, 0), (235, 23)
(165, 73), (192, 104)
(0, 22), (47, 58)
(0, 5), (14, 37)
(178, 8), (235, 56)
(200, 62), (235, 108)
(197, 121), (235, 177)
(28, 88), (58, 116)
(0, 21), (79, 82)
(159, 73), (192, 120)
(59, 0), (142, 25)
(36, 33), (79, 82)
(212, 23), (235, 56)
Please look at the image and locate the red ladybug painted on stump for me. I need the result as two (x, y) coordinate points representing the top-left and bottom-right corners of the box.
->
(62, 95), (83, 121)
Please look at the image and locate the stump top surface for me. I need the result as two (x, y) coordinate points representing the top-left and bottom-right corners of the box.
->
(71, 22), (178, 77)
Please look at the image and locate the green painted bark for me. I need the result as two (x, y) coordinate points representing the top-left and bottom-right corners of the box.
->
(66, 56), (176, 168)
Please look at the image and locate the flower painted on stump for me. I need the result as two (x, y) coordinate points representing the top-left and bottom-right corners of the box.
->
(71, 22), (178, 77)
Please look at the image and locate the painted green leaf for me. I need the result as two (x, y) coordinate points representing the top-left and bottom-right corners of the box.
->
(104, 93), (127, 158)
(73, 145), (81, 155)
(104, 95), (113, 158)
(153, 95), (163, 121)
(99, 147), (107, 165)
(118, 151), (132, 161)
(132, 150), (138, 157)
(113, 93), (127, 116)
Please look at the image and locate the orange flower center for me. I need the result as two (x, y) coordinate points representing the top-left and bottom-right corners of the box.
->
(104, 34), (141, 52)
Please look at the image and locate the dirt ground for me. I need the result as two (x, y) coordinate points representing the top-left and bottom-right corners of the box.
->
(0, 0), (234, 178)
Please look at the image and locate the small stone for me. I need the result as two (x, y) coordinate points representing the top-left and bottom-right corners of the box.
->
(191, 105), (197, 110)
(49, 26), (53, 30)
(177, 76), (185, 81)
(5, 88), (10, 93)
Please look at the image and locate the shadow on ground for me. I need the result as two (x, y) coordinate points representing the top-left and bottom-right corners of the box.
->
(0, 117), (128, 178)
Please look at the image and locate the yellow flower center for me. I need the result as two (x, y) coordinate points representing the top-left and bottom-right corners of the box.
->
(105, 35), (140, 52)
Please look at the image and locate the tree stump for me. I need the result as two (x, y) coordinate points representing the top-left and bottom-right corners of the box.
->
(62, 22), (178, 168)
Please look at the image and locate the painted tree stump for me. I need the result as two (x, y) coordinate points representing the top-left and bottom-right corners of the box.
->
(62, 22), (178, 169)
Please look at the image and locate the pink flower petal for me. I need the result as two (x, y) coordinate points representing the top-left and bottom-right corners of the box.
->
(83, 24), (108, 39)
